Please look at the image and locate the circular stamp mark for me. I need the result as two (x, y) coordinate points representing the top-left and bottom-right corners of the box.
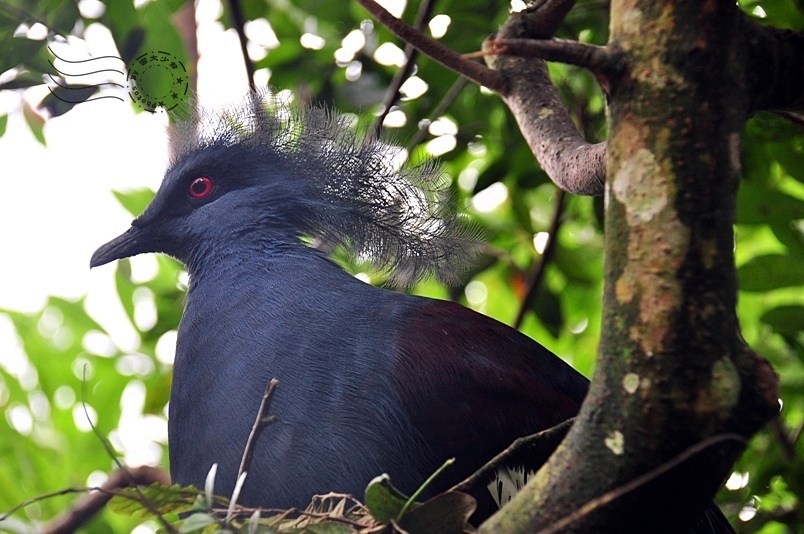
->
(127, 51), (188, 113)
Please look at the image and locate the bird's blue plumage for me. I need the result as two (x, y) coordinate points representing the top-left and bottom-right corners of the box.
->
(90, 93), (735, 531)
(171, 245), (431, 504)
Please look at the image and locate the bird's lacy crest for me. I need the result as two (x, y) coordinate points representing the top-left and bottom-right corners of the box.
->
(168, 91), (482, 285)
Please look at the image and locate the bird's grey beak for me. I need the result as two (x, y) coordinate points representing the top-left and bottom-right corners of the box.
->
(90, 225), (152, 268)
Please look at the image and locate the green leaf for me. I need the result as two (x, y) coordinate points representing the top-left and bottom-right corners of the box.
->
(396, 492), (476, 534)
(0, 114), (7, 137)
(738, 254), (804, 291)
(103, 1), (141, 63)
(554, 244), (603, 284)
(109, 483), (202, 517)
(737, 180), (804, 226)
(40, 84), (100, 118)
(42, 0), (80, 34)
(0, 36), (46, 76)
(22, 100), (46, 146)
(760, 305), (804, 336)
(113, 188), (156, 217)
(0, 71), (44, 90)
(363, 475), (412, 524)
(115, 259), (137, 326)
(533, 285), (564, 339)
(177, 512), (217, 533)
(303, 523), (357, 534)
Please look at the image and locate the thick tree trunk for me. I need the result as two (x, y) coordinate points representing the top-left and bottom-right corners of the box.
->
(479, 1), (781, 532)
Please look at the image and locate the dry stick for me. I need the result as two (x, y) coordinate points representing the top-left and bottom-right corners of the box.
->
(373, 0), (437, 135)
(450, 418), (575, 495)
(513, 188), (565, 330)
(535, 433), (747, 534)
(227, 0), (256, 91)
(354, 0), (504, 91)
(43, 467), (171, 534)
(237, 378), (280, 481)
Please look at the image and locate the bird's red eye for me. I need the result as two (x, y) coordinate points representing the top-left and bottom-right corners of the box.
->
(188, 176), (214, 199)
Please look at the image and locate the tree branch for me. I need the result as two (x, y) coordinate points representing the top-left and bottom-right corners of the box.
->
(485, 47), (606, 195)
(484, 38), (623, 74)
(42, 466), (171, 534)
(80, 372), (176, 533)
(450, 418), (575, 495)
(483, 6), (607, 196)
(354, 0), (504, 91)
(356, 0), (605, 195)
(509, 0), (578, 39)
(537, 434), (747, 534)
(479, 1), (781, 531)
(227, 0), (256, 91)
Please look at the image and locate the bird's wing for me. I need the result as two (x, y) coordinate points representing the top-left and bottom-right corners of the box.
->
(390, 297), (589, 496)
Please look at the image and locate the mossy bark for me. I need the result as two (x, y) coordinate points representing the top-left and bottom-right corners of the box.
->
(480, 1), (781, 532)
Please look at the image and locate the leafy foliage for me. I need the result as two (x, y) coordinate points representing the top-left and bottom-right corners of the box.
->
(0, 0), (802, 533)
(108, 483), (201, 518)
(103, 475), (473, 534)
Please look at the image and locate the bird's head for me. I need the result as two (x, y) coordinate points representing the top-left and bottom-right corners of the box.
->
(90, 92), (480, 283)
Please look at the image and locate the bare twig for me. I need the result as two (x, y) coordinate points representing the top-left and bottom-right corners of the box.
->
(373, 0), (436, 135)
(450, 418), (575, 495)
(354, 0), (504, 91)
(227, 0), (256, 91)
(536, 434), (747, 534)
(43, 467), (171, 534)
(514, 188), (565, 330)
(238, 378), (280, 480)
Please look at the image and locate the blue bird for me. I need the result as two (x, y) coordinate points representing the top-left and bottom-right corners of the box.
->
(91, 94), (734, 532)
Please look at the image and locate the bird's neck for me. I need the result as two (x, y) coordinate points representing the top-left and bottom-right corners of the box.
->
(185, 239), (330, 285)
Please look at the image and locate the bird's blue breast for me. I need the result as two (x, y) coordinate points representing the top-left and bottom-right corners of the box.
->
(168, 250), (426, 507)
